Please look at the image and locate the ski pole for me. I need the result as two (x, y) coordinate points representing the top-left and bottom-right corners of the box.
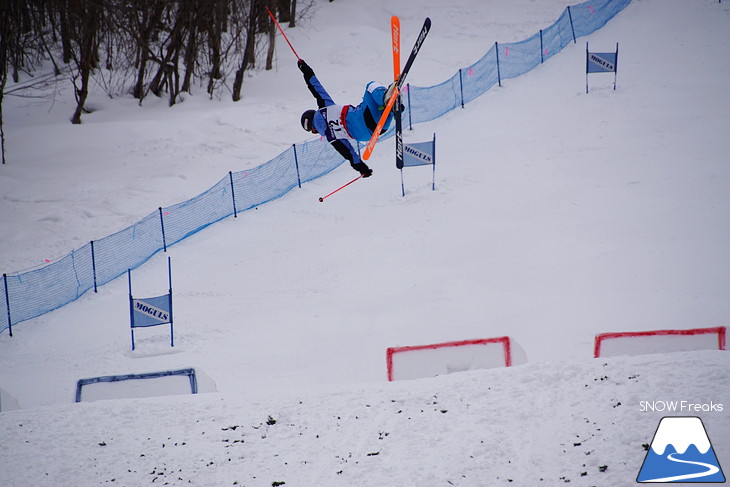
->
(318, 175), (363, 203)
(266, 6), (300, 60)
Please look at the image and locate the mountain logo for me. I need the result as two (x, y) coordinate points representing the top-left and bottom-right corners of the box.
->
(637, 416), (726, 483)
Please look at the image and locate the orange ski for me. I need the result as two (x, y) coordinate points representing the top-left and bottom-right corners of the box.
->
(362, 17), (430, 161)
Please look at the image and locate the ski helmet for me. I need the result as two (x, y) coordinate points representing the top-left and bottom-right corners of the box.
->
(301, 110), (316, 133)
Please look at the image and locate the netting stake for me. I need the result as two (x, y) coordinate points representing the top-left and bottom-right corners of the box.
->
(407, 83), (413, 130)
(229, 171), (238, 217)
(458, 69), (465, 108)
(90, 240), (98, 292)
(3, 273), (11, 337)
(495, 42), (502, 87)
(159, 207), (167, 252)
(292, 144), (302, 188)
(567, 6), (577, 43)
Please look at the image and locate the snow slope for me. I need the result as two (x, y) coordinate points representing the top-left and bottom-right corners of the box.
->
(1, 0), (729, 485)
(1, 352), (728, 486)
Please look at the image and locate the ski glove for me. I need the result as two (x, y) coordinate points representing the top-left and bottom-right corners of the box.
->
(298, 59), (315, 80)
(351, 162), (373, 178)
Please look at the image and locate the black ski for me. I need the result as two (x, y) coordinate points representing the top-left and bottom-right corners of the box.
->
(363, 17), (430, 161)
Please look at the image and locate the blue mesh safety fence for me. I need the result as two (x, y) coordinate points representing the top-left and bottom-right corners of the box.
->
(461, 45), (501, 106)
(0, 0), (631, 334)
(162, 177), (234, 248)
(94, 211), (165, 287)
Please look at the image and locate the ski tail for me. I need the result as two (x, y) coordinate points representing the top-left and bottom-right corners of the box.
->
(392, 16), (404, 169)
(395, 103), (404, 169)
(397, 17), (430, 92)
(363, 17), (430, 161)
(392, 16), (401, 82)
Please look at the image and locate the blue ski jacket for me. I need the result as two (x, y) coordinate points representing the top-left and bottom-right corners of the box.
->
(302, 68), (393, 166)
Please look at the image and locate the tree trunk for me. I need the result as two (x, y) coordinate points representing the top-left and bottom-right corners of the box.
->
(132, 1), (165, 101)
(243, 1), (258, 71)
(0, 8), (8, 164)
(149, 26), (182, 99)
(206, 0), (226, 95)
(58, 6), (73, 64)
(181, 21), (197, 93)
(289, 0), (297, 27)
(133, 46), (149, 100)
(0, 79), (5, 164)
(265, 10), (275, 70)
(70, 1), (100, 124)
(278, 0), (290, 24)
(70, 68), (90, 124)
(232, 67), (244, 102)
(232, 0), (259, 102)
(170, 59), (179, 106)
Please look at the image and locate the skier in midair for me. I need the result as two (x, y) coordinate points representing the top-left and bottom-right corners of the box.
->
(297, 59), (396, 178)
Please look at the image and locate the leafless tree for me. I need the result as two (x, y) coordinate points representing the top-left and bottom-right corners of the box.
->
(0, 0), (314, 130)
(66, 0), (102, 123)
(0, 3), (10, 164)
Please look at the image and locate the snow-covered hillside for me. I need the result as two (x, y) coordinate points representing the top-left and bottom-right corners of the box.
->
(1, 0), (729, 485)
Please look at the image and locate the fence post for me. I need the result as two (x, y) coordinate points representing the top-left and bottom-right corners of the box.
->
(432, 132), (437, 191)
(567, 6), (576, 43)
(407, 83), (413, 130)
(495, 42), (502, 87)
(458, 69), (465, 108)
(167, 256), (174, 348)
(128, 269), (135, 350)
(614, 42), (619, 91)
(158, 207), (167, 252)
(540, 30), (544, 63)
(228, 171), (238, 217)
(585, 42), (589, 94)
(292, 144), (302, 188)
(90, 240), (98, 293)
(3, 273), (11, 337)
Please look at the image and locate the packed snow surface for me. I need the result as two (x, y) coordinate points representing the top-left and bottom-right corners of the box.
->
(1, 0), (729, 485)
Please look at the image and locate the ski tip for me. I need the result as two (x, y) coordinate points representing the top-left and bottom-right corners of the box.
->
(425, 17), (431, 26)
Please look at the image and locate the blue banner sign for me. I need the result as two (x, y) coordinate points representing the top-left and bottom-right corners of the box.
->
(131, 294), (171, 327)
(399, 134), (436, 196)
(586, 42), (619, 93)
(587, 52), (617, 73)
(128, 257), (174, 350)
(403, 141), (435, 167)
